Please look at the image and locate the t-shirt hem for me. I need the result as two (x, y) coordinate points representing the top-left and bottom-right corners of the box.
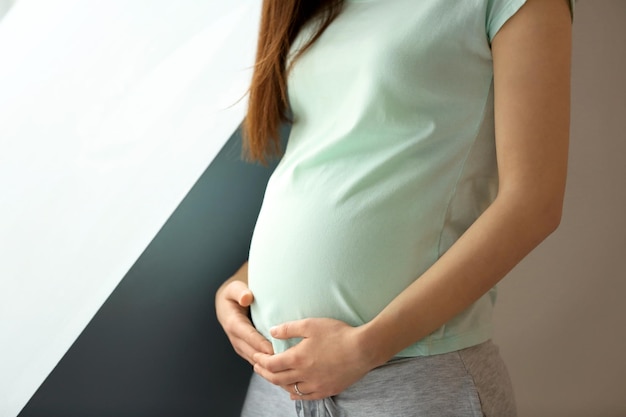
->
(393, 323), (494, 357)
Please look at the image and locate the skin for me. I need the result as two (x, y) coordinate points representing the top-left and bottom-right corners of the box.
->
(215, 262), (274, 365)
(216, 0), (572, 402)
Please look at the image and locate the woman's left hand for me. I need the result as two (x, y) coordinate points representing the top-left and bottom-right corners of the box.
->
(252, 318), (382, 400)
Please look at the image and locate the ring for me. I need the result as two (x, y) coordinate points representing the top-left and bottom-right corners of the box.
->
(294, 383), (305, 396)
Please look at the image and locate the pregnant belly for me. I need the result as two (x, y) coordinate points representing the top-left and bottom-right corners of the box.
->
(247, 189), (438, 354)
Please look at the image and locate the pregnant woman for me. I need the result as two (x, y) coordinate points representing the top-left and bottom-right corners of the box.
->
(216, 0), (573, 415)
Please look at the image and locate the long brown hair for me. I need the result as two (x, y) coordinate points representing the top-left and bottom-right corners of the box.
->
(242, 0), (344, 163)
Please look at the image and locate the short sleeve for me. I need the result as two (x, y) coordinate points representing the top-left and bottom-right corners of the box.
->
(486, 0), (575, 43)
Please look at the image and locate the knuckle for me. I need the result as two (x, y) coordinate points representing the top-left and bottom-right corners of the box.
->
(298, 319), (309, 332)
(246, 327), (261, 343)
(289, 353), (302, 367)
(223, 321), (236, 334)
(266, 360), (280, 373)
(294, 353), (312, 369)
(233, 343), (246, 356)
(256, 357), (268, 369)
(223, 315), (242, 333)
(220, 282), (237, 299)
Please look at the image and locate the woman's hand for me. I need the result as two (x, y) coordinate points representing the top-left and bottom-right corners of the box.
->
(215, 269), (274, 365)
(252, 318), (381, 401)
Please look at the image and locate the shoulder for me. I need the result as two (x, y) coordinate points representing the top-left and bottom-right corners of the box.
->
(486, 0), (574, 43)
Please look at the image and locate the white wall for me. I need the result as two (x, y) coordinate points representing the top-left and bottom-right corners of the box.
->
(494, 1), (626, 416)
(0, 0), (16, 20)
(0, 2), (260, 416)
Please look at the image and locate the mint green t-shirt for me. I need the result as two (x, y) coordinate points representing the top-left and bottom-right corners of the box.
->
(248, 0), (574, 357)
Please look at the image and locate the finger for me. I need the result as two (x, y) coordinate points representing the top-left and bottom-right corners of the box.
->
(270, 319), (312, 340)
(226, 315), (273, 356)
(230, 327), (274, 363)
(238, 290), (254, 307)
(253, 351), (295, 373)
(241, 326), (274, 355)
(222, 308), (273, 357)
(231, 337), (261, 366)
(253, 362), (298, 387)
(222, 280), (254, 307)
(285, 383), (317, 400)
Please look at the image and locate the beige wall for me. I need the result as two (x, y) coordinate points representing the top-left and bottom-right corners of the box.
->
(494, 1), (626, 416)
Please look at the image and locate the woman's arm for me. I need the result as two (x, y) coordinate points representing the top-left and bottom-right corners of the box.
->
(362, 0), (572, 364)
(253, 0), (572, 400)
(215, 261), (274, 365)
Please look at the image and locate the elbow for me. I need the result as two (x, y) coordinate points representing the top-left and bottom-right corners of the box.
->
(537, 184), (566, 235)
(525, 196), (565, 241)
(495, 188), (565, 240)
(543, 202), (563, 236)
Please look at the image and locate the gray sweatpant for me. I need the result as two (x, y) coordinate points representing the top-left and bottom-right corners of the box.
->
(241, 340), (517, 417)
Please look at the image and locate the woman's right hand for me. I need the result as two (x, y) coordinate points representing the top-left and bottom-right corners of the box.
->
(215, 264), (274, 365)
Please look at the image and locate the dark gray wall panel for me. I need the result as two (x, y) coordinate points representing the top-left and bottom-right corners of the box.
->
(18, 127), (286, 417)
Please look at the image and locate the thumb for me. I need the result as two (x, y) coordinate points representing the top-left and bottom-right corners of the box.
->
(270, 319), (311, 340)
(224, 280), (254, 307)
(238, 289), (254, 307)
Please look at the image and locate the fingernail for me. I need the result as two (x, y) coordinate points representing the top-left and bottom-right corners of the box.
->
(269, 326), (278, 336)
